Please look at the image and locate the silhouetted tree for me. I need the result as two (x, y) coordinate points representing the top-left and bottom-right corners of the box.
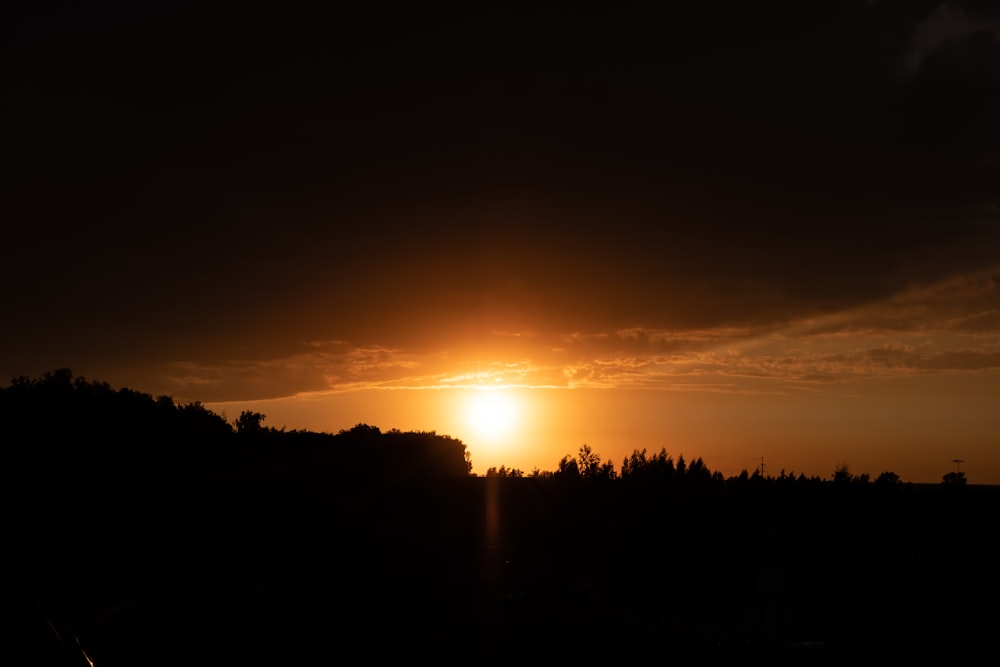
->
(686, 457), (713, 483)
(941, 471), (967, 486)
(331, 426), (472, 478)
(343, 422), (382, 439)
(875, 471), (900, 486)
(576, 444), (615, 479)
(621, 449), (645, 479)
(556, 454), (580, 479)
(832, 463), (853, 484)
(1, 370), (235, 504)
(235, 410), (267, 435)
(621, 447), (675, 482)
(577, 444), (599, 476)
(486, 465), (524, 478)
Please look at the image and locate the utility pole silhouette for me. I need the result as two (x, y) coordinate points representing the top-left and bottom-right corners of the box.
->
(952, 459), (965, 475)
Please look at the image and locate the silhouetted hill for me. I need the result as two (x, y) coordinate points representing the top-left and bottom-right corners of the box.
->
(1, 370), (472, 500)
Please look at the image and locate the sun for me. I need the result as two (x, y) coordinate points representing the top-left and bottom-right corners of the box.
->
(463, 389), (520, 444)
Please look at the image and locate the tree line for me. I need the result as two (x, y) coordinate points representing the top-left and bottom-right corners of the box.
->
(2, 370), (969, 501)
(0, 370), (470, 501)
(487, 444), (966, 489)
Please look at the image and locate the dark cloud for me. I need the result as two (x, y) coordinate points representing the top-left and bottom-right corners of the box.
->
(904, 3), (1000, 76)
(4, 2), (999, 396)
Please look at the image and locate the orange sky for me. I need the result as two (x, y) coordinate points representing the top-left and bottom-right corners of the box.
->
(192, 268), (1000, 483)
(5, 4), (1000, 484)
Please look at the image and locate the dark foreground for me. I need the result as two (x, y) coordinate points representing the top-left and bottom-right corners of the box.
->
(6, 470), (999, 666)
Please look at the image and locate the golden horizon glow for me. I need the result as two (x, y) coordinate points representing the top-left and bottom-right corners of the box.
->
(168, 266), (1000, 484)
(201, 376), (1000, 484)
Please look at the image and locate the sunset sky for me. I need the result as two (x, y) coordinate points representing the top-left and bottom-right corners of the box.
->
(5, 2), (1000, 482)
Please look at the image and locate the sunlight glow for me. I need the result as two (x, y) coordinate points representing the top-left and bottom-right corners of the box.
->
(463, 389), (520, 444)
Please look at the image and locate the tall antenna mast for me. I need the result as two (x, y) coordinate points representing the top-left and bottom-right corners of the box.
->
(759, 456), (766, 478)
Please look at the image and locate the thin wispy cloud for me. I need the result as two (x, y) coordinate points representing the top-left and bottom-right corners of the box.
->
(904, 3), (1000, 77)
(160, 267), (1000, 402)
